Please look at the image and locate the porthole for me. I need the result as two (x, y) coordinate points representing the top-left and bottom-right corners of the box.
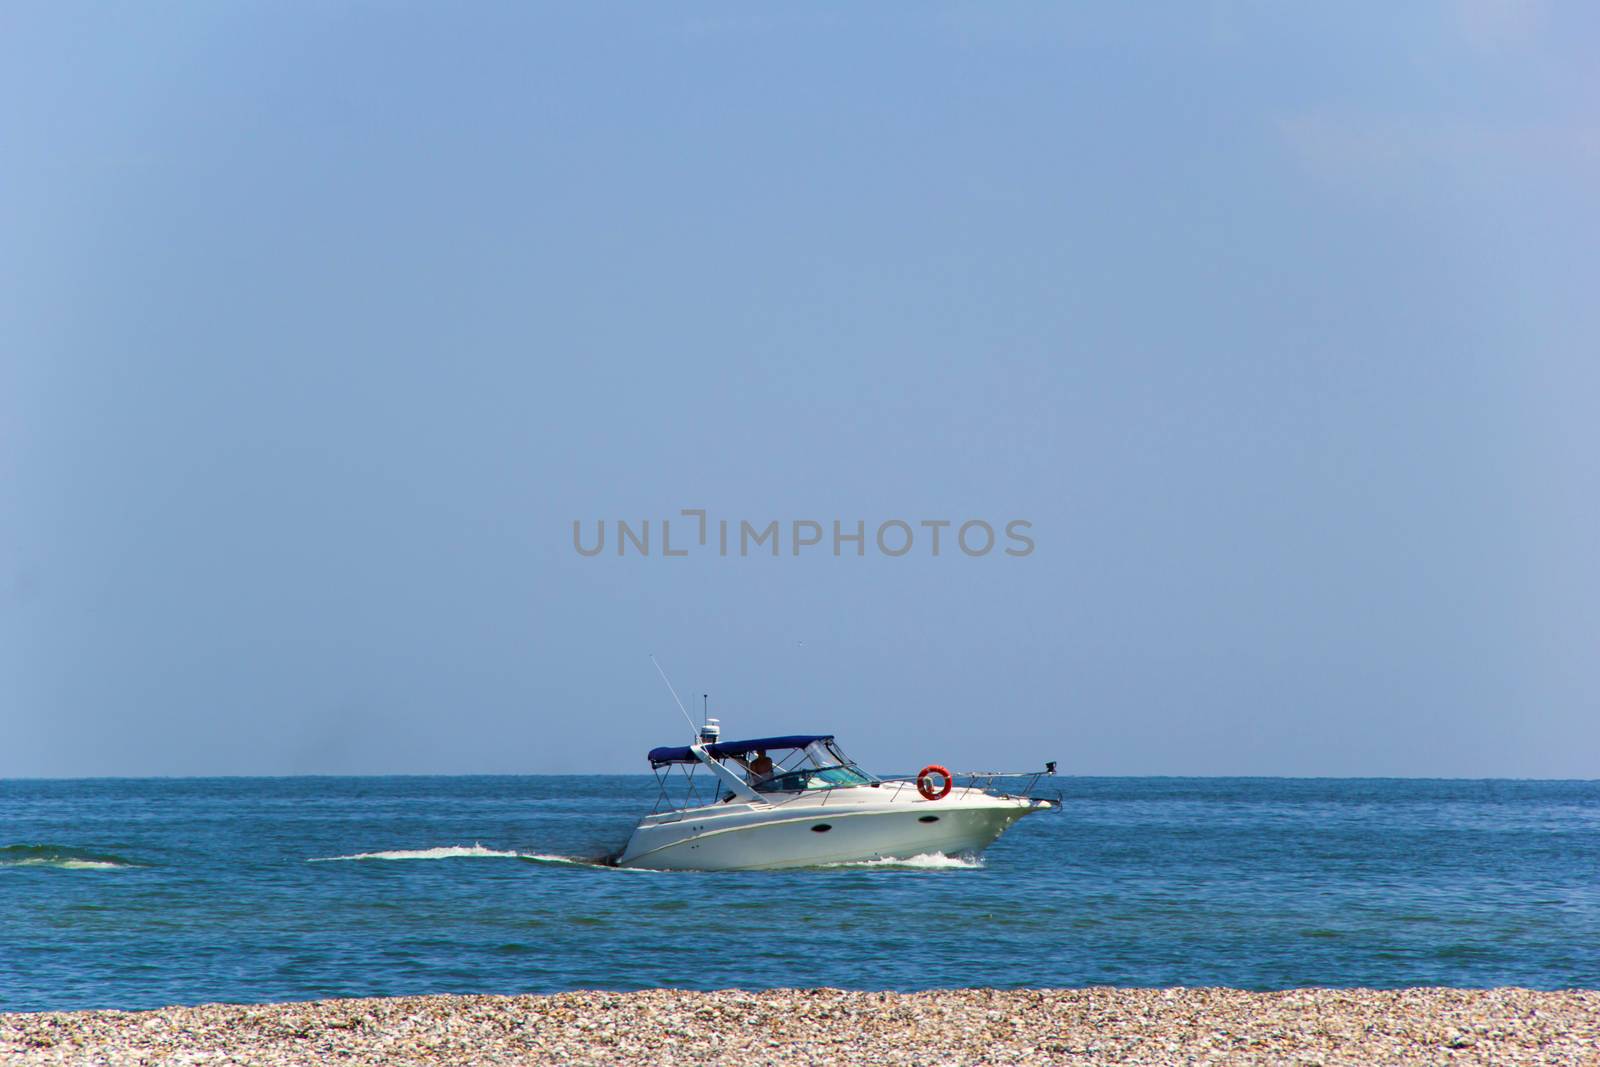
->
(811, 824), (832, 833)
(918, 815), (940, 823)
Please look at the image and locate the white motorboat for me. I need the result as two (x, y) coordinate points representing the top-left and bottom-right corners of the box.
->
(615, 721), (1056, 871)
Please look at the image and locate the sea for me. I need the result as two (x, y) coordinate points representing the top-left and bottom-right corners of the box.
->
(3, 776), (1598, 1013)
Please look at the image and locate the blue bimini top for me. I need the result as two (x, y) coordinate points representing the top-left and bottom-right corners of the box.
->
(647, 734), (833, 768)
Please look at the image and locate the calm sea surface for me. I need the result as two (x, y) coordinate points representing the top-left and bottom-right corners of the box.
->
(3, 776), (1598, 1012)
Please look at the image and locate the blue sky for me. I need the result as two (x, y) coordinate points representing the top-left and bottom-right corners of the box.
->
(3, 3), (1596, 777)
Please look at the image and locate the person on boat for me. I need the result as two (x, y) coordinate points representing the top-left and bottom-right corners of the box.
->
(744, 749), (775, 785)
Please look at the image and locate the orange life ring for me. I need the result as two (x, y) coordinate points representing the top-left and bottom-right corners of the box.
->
(917, 764), (953, 801)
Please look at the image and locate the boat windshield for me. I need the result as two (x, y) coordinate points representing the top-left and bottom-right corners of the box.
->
(753, 764), (874, 794)
(801, 738), (859, 771)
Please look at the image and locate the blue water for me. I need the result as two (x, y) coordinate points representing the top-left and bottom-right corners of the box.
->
(3, 776), (1598, 1012)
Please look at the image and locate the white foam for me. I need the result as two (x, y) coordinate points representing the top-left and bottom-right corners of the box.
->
(823, 852), (985, 870)
(309, 844), (523, 862)
(1, 858), (130, 870)
(53, 859), (129, 870)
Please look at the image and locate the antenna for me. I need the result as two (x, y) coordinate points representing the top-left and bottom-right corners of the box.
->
(650, 655), (699, 738)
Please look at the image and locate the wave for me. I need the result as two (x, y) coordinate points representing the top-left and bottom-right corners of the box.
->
(308, 844), (628, 867)
(309, 844), (523, 862)
(0, 844), (139, 870)
(821, 852), (985, 870)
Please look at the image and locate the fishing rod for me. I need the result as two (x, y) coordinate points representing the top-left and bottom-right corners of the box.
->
(649, 654), (699, 740)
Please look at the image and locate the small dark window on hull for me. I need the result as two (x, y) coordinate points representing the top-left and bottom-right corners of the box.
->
(811, 824), (832, 833)
(918, 815), (940, 823)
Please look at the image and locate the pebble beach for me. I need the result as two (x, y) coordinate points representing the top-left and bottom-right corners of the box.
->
(6, 987), (1598, 1066)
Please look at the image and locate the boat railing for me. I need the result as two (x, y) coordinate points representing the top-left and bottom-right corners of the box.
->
(755, 764), (1062, 809)
(872, 765), (1063, 808)
(650, 760), (1062, 813)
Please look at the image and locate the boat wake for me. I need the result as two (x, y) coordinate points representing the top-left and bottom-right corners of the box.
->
(309, 844), (628, 868)
(306, 846), (981, 871)
(310, 844), (520, 862)
(0, 843), (140, 870)
(516, 852), (646, 870)
(821, 852), (985, 870)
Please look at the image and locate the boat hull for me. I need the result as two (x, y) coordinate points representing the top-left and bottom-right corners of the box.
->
(615, 790), (1048, 871)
